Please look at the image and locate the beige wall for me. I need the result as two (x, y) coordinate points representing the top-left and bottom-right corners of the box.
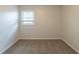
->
(0, 5), (18, 53)
(62, 6), (79, 53)
(18, 5), (61, 39)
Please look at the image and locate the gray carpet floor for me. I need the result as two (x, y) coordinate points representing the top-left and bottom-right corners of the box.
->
(3, 40), (77, 54)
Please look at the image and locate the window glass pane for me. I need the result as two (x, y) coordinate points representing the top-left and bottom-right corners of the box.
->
(23, 12), (34, 17)
(24, 17), (34, 21)
(22, 22), (34, 25)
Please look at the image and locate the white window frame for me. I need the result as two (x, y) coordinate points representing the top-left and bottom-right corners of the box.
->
(21, 11), (35, 25)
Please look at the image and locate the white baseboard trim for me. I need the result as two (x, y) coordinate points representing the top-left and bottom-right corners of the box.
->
(18, 38), (62, 40)
(62, 39), (79, 54)
(0, 39), (18, 54)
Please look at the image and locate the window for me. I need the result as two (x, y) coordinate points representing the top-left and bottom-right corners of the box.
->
(21, 11), (34, 25)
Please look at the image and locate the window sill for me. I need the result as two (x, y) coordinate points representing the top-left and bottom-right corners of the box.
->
(21, 22), (34, 25)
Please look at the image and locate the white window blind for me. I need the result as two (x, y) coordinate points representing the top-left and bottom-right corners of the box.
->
(21, 11), (34, 25)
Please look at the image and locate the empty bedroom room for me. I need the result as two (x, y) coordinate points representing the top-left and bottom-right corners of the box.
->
(0, 5), (79, 54)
